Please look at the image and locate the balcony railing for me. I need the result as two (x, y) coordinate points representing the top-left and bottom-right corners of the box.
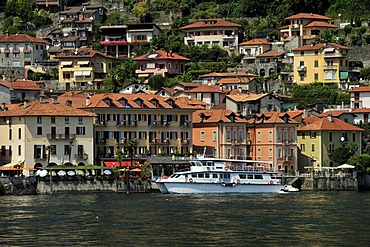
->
(34, 154), (47, 160)
(47, 134), (76, 140)
(297, 66), (307, 72)
(75, 153), (88, 160)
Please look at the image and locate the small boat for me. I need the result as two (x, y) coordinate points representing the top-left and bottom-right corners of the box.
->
(279, 185), (300, 194)
(156, 157), (285, 194)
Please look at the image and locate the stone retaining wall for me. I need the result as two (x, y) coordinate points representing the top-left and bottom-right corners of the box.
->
(0, 177), (37, 195)
(283, 176), (358, 191)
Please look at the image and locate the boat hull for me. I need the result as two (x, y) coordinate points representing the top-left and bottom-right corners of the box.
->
(160, 182), (285, 194)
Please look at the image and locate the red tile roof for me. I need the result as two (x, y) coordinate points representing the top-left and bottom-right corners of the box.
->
(187, 84), (226, 93)
(347, 86), (370, 93)
(217, 77), (251, 85)
(193, 109), (247, 123)
(0, 98), (97, 117)
(180, 19), (241, 30)
(200, 71), (257, 77)
(133, 50), (190, 61)
(227, 92), (269, 102)
(0, 34), (50, 44)
(286, 110), (303, 119)
(298, 117), (363, 131)
(0, 80), (43, 91)
(239, 38), (270, 46)
(257, 49), (284, 58)
(254, 112), (298, 124)
(285, 13), (332, 21)
(352, 108), (370, 113)
(305, 21), (338, 28)
(55, 47), (114, 59)
(317, 110), (354, 118)
(293, 43), (350, 51)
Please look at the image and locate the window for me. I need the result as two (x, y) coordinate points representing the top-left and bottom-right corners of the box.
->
(37, 127), (42, 135)
(277, 131), (282, 141)
(51, 116), (55, 124)
(257, 148), (261, 157)
(300, 74), (305, 81)
(299, 61), (304, 67)
(278, 148), (282, 158)
(352, 132), (356, 142)
(200, 131), (205, 142)
(18, 145), (21, 155)
(314, 73), (318, 81)
(226, 130), (231, 141)
(300, 144), (305, 151)
(329, 132), (333, 142)
(310, 131), (316, 138)
(212, 131), (217, 141)
(64, 145), (70, 155)
(314, 60), (318, 67)
(302, 132), (305, 139)
(18, 128), (21, 139)
(9, 129), (12, 140)
(268, 131), (272, 142)
(65, 117), (69, 124)
(311, 144), (315, 151)
(76, 127), (85, 135)
(78, 117), (83, 124)
(37, 116), (42, 124)
(257, 132), (261, 141)
(269, 148), (272, 157)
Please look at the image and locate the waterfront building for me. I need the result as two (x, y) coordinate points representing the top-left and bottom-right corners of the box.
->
(199, 71), (257, 88)
(292, 43), (351, 88)
(247, 112), (299, 172)
(180, 19), (241, 53)
(0, 79), (43, 104)
(348, 86), (370, 109)
(75, 93), (200, 166)
(297, 115), (363, 171)
(55, 47), (114, 91)
(192, 109), (248, 159)
(0, 96), (96, 175)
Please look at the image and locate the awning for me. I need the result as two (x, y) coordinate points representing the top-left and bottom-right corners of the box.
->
(138, 73), (149, 77)
(324, 47), (335, 52)
(61, 61), (73, 66)
(77, 61), (90, 65)
(0, 161), (24, 168)
(82, 70), (91, 76)
(104, 161), (131, 167)
(74, 71), (83, 76)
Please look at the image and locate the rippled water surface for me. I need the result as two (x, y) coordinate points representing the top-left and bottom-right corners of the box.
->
(1, 191), (370, 246)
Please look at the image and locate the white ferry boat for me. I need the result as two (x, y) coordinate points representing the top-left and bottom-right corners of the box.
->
(156, 157), (285, 194)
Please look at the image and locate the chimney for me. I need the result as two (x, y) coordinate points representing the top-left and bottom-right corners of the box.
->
(86, 96), (91, 106)
(39, 95), (46, 104)
(23, 100), (29, 108)
(52, 96), (58, 104)
(327, 113), (332, 122)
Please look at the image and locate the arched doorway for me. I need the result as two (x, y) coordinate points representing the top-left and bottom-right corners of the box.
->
(78, 162), (85, 166)
(64, 162), (73, 166)
(269, 68), (275, 76)
(34, 163), (43, 169)
(259, 68), (266, 77)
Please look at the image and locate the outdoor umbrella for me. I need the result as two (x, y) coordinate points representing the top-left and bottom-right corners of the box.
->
(103, 170), (112, 175)
(67, 171), (76, 176)
(39, 170), (48, 177)
(76, 170), (85, 175)
(336, 164), (355, 169)
(130, 168), (142, 172)
(57, 170), (66, 176)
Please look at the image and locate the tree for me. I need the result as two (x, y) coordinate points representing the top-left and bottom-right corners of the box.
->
(45, 145), (55, 166)
(333, 143), (358, 165)
(108, 58), (137, 92)
(148, 75), (166, 90)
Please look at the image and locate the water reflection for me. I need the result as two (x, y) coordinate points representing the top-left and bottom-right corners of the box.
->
(0, 192), (370, 245)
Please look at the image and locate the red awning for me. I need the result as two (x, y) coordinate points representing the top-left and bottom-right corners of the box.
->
(104, 161), (131, 167)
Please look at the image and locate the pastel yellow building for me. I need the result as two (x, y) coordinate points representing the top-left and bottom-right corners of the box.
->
(292, 43), (351, 88)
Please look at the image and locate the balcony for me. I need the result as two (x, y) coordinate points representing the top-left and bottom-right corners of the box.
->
(181, 120), (191, 127)
(182, 139), (190, 145)
(34, 154), (47, 160)
(75, 153), (88, 160)
(117, 120), (127, 127)
(323, 65), (338, 70)
(297, 66), (307, 72)
(223, 35), (236, 40)
(47, 134), (76, 140)
(324, 53), (344, 58)
(161, 139), (170, 145)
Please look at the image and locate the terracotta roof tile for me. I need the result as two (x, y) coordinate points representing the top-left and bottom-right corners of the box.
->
(55, 47), (114, 59)
(286, 110), (303, 119)
(285, 13), (332, 21)
(293, 42), (350, 51)
(133, 50), (190, 61)
(305, 21), (338, 28)
(317, 110), (354, 118)
(180, 19), (241, 30)
(352, 108), (370, 113)
(187, 84), (226, 93)
(193, 109), (247, 123)
(227, 92), (269, 102)
(0, 34), (50, 44)
(257, 49), (284, 58)
(239, 38), (270, 46)
(348, 86), (370, 93)
(0, 80), (43, 91)
(298, 117), (363, 131)
(217, 77), (251, 85)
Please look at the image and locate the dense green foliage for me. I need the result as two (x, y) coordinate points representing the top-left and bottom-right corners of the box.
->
(289, 83), (350, 109)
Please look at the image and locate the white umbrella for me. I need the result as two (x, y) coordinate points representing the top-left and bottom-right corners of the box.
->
(39, 170), (48, 177)
(35, 170), (41, 176)
(103, 170), (112, 175)
(76, 170), (85, 175)
(336, 164), (355, 169)
(91, 170), (96, 175)
(67, 171), (76, 176)
(57, 170), (66, 176)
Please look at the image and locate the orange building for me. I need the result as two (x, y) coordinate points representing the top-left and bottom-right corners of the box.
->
(247, 112), (299, 172)
(192, 109), (248, 159)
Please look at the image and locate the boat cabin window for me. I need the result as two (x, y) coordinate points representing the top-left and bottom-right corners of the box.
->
(239, 174), (246, 179)
(247, 174), (253, 179)
(175, 174), (181, 178)
(191, 173), (197, 177)
(198, 173), (204, 178)
(205, 173), (210, 178)
(212, 174), (218, 178)
(223, 173), (230, 179)
(206, 161), (214, 166)
(254, 174), (263, 179)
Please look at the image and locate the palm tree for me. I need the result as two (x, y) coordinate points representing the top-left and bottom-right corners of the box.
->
(45, 145), (55, 166)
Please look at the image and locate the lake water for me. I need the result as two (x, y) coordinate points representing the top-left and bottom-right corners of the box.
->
(0, 191), (369, 246)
